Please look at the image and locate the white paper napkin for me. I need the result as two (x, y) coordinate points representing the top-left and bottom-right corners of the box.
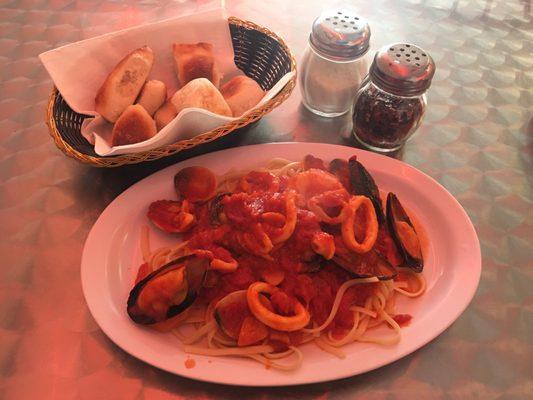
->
(39, 8), (294, 157)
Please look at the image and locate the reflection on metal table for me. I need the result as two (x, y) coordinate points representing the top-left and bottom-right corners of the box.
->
(0, 0), (531, 399)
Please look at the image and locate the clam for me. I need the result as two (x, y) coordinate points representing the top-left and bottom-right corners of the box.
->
(127, 254), (208, 325)
(147, 200), (195, 233)
(213, 290), (269, 346)
(332, 249), (397, 280)
(386, 193), (423, 272)
(174, 166), (217, 203)
(213, 290), (249, 339)
(348, 158), (385, 225)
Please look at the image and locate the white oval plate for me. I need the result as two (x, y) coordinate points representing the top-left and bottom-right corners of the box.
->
(81, 143), (481, 386)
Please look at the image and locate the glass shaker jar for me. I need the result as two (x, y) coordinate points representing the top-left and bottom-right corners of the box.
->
(352, 43), (436, 152)
(300, 10), (371, 117)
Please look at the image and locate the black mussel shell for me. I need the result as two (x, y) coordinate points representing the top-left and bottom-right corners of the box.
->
(303, 154), (327, 170)
(209, 192), (229, 225)
(386, 193), (424, 272)
(328, 158), (351, 191)
(301, 256), (327, 273)
(348, 158), (385, 224)
(127, 255), (209, 325)
(332, 250), (397, 280)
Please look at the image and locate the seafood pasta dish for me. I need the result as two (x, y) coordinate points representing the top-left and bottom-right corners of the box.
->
(127, 155), (426, 370)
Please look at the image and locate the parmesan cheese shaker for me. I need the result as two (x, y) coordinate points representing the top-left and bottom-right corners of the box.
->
(300, 10), (371, 117)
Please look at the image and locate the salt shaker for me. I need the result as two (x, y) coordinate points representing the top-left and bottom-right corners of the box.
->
(352, 43), (436, 152)
(300, 10), (371, 117)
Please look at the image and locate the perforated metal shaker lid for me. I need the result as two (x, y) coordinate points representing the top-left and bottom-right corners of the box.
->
(309, 10), (370, 60)
(369, 43), (436, 96)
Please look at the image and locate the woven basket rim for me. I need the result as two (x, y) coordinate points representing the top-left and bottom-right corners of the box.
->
(46, 16), (297, 168)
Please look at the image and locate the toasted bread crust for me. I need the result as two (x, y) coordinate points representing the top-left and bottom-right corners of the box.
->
(95, 46), (154, 122)
(154, 100), (178, 131)
(221, 75), (265, 117)
(171, 78), (231, 117)
(172, 43), (221, 88)
(136, 80), (167, 116)
(111, 104), (157, 146)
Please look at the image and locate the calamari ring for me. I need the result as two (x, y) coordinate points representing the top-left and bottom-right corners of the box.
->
(260, 212), (286, 226)
(210, 257), (238, 273)
(307, 189), (348, 224)
(247, 282), (310, 332)
(240, 226), (273, 255)
(191, 248), (239, 273)
(341, 195), (378, 254)
(271, 191), (297, 245)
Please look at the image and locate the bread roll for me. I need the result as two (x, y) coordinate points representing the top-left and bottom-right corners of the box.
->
(111, 104), (157, 146)
(221, 75), (265, 117)
(136, 80), (167, 116)
(154, 100), (178, 131)
(95, 46), (154, 122)
(173, 43), (221, 88)
(171, 78), (232, 117)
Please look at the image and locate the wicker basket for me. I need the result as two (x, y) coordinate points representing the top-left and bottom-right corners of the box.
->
(46, 16), (296, 167)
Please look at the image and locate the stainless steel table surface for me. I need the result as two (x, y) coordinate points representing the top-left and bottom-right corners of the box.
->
(0, 0), (531, 399)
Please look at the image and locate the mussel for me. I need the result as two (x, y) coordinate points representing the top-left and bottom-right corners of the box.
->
(127, 254), (208, 325)
(348, 157), (385, 225)
(303, 154), (327, 171)
(328, 158), (351, 191)
(332, 249), (397, 280)
(386, 193), (424, 272)
(208, 192), (229, 225)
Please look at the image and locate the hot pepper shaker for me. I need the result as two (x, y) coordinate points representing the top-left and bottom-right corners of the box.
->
(300, 10), (371, 117)
(352, 43), (436, 152)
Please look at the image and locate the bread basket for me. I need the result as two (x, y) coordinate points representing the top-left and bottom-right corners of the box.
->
(46, 16), (296, 167)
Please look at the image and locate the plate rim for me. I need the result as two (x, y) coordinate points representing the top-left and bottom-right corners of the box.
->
(81, 142), (482, 386)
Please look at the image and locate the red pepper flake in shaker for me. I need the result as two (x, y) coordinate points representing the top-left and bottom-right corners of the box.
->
(352, 43), (435, 152)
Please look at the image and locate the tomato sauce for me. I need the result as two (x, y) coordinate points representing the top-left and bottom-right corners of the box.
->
(309, 264), (376, 332)
(281, 273), (316, 305)
(270, 290), (295, 316)
(236, 171), (280, 193)
(375, 226), (403, 267)
(138, 155), (422, 347)
(223, 193), (265, 225)
(272, 210), (321, 269)
(393, 314), (412, 327)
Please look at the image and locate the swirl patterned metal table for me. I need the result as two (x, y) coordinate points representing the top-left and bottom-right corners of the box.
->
(0, 0), (531, 399)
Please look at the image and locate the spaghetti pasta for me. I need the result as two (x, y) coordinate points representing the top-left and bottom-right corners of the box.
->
(127, 155), (427, 370)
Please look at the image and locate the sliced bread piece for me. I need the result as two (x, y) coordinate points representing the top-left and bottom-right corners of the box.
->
(171, 78), (231, 117)
(136, 80), (167, 116)
(95, 46), (154, 122)
(172, 43), (221, 88)
(221, 75), (265, 117)
(111, 104), (157, 146)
